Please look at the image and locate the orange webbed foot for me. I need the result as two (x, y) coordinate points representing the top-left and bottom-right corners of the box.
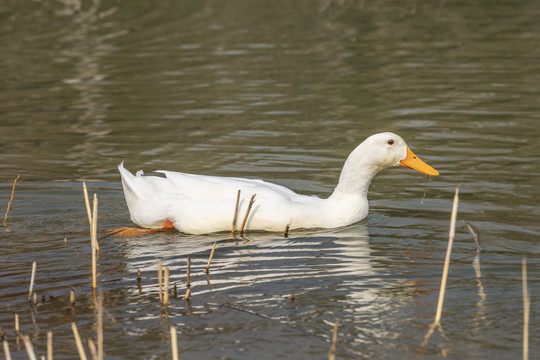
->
(107, 227), (160, 237)
(108, 221), (175, 237)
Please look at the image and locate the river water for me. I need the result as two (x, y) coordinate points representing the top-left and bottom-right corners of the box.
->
(1, 0), (539, 359)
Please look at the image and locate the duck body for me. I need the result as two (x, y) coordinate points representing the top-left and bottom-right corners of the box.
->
(118, 132), (439, 234)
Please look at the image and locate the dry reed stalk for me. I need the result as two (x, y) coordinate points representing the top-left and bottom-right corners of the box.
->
(522, 257), (529, 360)
(284, 223), (290, 238)
(71, 322), (88, 360)
(205, 242), (217, 274)
(47, 331), (52, 360)
(164, 267), (170, 306)
(97, 295), (103, 360)
(70, 289), (75, 307)
(328, 321), (338, 360)
(22, 335), (37, 360)
(28, 261), (36, 302)
(137, 270), (141, 285)
(91, 194), (98, 289)
(3, 174), (20, 227)
(83, 183), (99, 253)
(422, 185), (460, 347)
(231, 190), (241, 237)
(87, 339), (97, 360)
(239, 194), (256, 236)
(3, 340), (12, 360)
(14, 314), (19, 335)
(185, 288), (191, 301)
(33, 293), (37, 306)
(157, 260), (163, 303)
(187, 257), (191, 288)
(170, 326), (179, 360)
(83, 182), (92, 226)
(435, 185), (460, 323)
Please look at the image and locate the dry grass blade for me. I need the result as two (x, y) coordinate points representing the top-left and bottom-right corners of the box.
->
(422, 185), (460, 347)
(231, 189), (241, 237)
(522, 257), (529, 360)
(185, 287), (191, 301)
(28, 261), (36, 302)
(3, 174), (20, 227)
(170, 326), (179, 360)
(3, 340), (12, 360)
(205, 242), (217, 274)
(71, 322), (88, 360)
(22, 335), (38, 360)
(239, 194), (256, 236)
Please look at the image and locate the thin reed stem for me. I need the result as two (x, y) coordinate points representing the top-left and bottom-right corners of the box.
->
(434, 185), (460, 324)
(22, 335), (37, 360)
(422, 185), (460, 347)
(83, 182), (92, 227)
(522, 257), (529, 360)
(97, 295), (103, 360)
(157, 260), (163, 303)
(205, 242), (217, 274)
(239, 194), (256, 236)
(91, 194), (98, 289)
(164, 267), (170, 306)
(187, 257), (191, 288)
(83, 184), (99, 253)
(170, 326), (179, 360)
(328, 321), (338, 360)
(231, 190), (241, 237)
(47, 331), (52, 360)
(71, 322), (88, 360)
(29, 261), (36, 302)
(87, 339), (97, 360)
(3, 340), (12, 360)
(284, 223), (290, 238)
(3, 174), (20, 227)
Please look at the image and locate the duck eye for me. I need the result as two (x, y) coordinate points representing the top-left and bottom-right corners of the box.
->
(388, 139), (394, 145)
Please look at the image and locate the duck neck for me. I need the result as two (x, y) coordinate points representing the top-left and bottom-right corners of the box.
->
(329, 144), (383, 201)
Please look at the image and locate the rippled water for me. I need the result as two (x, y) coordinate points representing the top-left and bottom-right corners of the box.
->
(1, 0), (539, 359)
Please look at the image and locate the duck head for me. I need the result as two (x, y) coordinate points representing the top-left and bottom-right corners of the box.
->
(361, 132), (439, 176)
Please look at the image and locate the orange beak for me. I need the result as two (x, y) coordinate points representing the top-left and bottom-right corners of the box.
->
(400, 146), (439, 176)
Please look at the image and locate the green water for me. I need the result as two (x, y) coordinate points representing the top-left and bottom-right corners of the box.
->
(1, 0), (539, 359)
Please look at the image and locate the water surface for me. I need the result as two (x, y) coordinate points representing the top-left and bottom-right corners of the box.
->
(1, 0), (539, 359)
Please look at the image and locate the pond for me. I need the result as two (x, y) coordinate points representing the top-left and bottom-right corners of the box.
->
(1, 0), (539, 359)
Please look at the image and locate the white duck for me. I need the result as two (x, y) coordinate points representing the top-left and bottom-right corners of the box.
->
(116, 132), (438, 235)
